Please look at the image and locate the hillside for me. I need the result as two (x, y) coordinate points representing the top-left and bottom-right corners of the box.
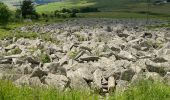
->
(0, 0), (61, 9)
(36, 0), (140, 12)
(35, 0), (170, 20)
(0, 0), (22, 8)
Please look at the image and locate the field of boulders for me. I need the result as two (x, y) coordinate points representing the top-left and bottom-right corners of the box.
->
(0, 19), (170, 95)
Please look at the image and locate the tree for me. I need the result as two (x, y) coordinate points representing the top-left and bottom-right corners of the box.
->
(0, 2), (11, 26)
(21, 0), (36, 18)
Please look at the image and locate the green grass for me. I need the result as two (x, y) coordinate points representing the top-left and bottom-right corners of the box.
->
(36, 0), (95, 13)
(78, 11), (170, 20)
(0, 18), (66, 40)
(35, 0), (170, 19)
(0, 80), (170, 100)
(113, 80), (170, 100)
(0, 80), (99, 100)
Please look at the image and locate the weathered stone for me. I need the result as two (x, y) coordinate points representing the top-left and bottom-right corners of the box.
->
(59, 55), (69, 66)
(151, 57), (168, 63)
(117, 51), (136, 61)
(163, 72), (170, 85)
(29, 77), (43, 87)
(75, 67), (93, 81)
(69, 73), (90, 90)
(43, 62), (66, 75)
(146, 60), (170, 76)
(79, 55), (99, 62)
(19, 63), (33, 74)
(25, 56), (40, 65)
(120, 69), (135, 81)
(5, 44), (17, 51)
(116, 80), (129, 93)
(30, 67), (47, 78)
(44, 74), (69, 90)
(146, 72), (163, 82)
(108, 76), (115, 92)
(15, 75), (30, 86)
(93, 69), (103, 90)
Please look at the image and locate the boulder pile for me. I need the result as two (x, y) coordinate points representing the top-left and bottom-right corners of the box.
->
(0, 19), (170, 95)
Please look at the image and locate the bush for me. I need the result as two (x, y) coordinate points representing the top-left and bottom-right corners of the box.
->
(79, 7), (99, 13)
(0, 2), (11, 26)
(14, 9), (22, 21)
(61, 8), (71, 13)
(69, 12), (77, 18)
(21, 0), (38, 19)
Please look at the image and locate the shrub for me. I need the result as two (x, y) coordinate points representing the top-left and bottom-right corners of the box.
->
(69, 12), (77, 18)
(21, 0), (38, 19)
(14, 9), (22, 21)
(79, 7), (99, 13)
(0, 2), (11, 26)
(61, 8), (71, 13)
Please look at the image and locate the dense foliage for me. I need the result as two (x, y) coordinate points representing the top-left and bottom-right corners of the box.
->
(21, 0), (39, 19)
(0, 2), (11, 26)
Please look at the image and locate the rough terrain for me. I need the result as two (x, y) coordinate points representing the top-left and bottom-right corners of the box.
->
(0, 19), (170, 96)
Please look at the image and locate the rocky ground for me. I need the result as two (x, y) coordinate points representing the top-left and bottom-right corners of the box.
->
(0, 19), (170, 96)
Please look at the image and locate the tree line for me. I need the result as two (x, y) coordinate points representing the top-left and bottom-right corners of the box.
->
(0, 0), (100, 26)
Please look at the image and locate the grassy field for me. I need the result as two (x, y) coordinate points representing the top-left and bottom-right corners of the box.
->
(1, 0), (170, 19)
(0, 0), (22, 9)
(35, 0), (170, 19)
(0, 80), (170, 100)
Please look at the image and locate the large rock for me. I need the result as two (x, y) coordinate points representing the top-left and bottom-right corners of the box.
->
(108, 76), (115, 92)
(163, 72), (170, 85)
(15, 75), (30, 86)
(30, 67), (48, 78)
(120, 69), (135, 81)
(59, 55), (69, 66)
(74, 66), (93, 81)
(4, 44), (17, 51)
(17, 63), (33, 74)
(43, 62), (66, 75)
(29, 77), (43, 87)
(145, 72), (163, 82)
(44, 74), (69, 90)
(93, 69), (103, 90)
(79, 55), (100, 62)
(117, 51), (136, 61)
(25, 56), (40, 65)
(115, 80), (129, 93)
(69, 73), (90, 90)
(145, 60), (170, 76)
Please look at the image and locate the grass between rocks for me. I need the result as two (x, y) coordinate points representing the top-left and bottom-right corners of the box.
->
(0, 20), (63, 42)
(0, 80), (170, 100)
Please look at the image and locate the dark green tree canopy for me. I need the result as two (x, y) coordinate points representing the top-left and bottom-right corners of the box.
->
(0, 2), (11, 26)
(21, 0), (36, 18)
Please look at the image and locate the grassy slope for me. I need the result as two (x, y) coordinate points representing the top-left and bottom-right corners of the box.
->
(36, 0), (170, 19)
(0, 0), (22, 9)
(36, 0), (95, 13)
(36, 0), (137, 13)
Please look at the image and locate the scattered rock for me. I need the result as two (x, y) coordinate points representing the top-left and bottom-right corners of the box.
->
(44, 74), (69, 90)
(0, 19), (169, 94)
(30, 67), (47, 78)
